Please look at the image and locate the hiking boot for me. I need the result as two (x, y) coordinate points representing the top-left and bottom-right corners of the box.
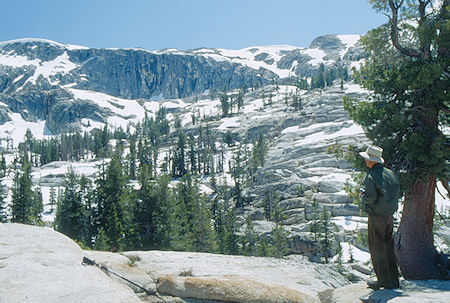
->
(367, 280), (381, 290)
(382, 282), (395, 289)
(367, 279), (400, 290)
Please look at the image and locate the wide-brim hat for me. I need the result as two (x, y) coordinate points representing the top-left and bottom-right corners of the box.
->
(359, 145), (384, 163)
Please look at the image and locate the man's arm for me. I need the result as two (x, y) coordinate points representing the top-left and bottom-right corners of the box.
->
(362, 174), (378, 208)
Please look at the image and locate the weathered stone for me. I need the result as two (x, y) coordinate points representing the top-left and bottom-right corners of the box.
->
(331, 280), (450, 303)
(289, 232), (316, 255)
(157, 275), (316, 303)
(283, 213), (307, 225)
(248, 208), (265, 221)
(0, 223), (141, 303)
(351, 264), (373, 275)
(330, 204), (360, 217)
(85, 251), (157, 295)
(279, 197), (307, 210)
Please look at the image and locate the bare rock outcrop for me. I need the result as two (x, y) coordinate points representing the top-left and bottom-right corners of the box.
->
(157, 275), (315, 303)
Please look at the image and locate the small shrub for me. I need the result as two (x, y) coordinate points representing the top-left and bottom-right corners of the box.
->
(179, 268), (193, 276)
(356, 230), (369, 249)
(126, 254), (141, 267)
(344, 272), (361, 283)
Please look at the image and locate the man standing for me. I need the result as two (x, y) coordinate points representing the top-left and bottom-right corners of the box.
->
(360, 145), (400, 290)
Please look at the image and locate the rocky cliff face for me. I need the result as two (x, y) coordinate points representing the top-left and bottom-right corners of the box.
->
(66, 47), (276, 100)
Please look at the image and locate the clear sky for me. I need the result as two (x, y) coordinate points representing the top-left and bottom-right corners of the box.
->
(1, 0), (387, 50)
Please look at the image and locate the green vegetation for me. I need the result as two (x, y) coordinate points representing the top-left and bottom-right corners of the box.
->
(345, 0), (449, 279)
(0, 102), (290, 258)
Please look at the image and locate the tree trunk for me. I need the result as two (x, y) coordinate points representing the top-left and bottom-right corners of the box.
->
(395, 175), (441, 279)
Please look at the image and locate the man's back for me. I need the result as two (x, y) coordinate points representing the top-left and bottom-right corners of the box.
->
(363, 164), (399, 215)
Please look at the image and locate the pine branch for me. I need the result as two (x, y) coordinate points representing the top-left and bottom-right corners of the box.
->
(437, 0), (450, 58)
(388, 0), (422, 58)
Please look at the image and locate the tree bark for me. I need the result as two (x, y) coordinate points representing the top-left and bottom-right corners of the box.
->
(395, 176), (441, 279)
(395, 103), (442, 279)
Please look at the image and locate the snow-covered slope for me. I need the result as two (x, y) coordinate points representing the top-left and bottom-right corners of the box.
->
(0, 34), (364, 142)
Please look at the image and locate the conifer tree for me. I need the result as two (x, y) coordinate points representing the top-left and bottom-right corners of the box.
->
(188, 134), (196, 174)
(32, 186), (43, 223)
(94, 154), (128, 251)
(54, 168), (85, 243)
(292, 89), (302, 111)
(309, 198), (321, 244)
(224, 208), (239, 255)
(211, 189), (226, 252)
(346, 0), (449, 279)
(318, 207), (335, 263)
(220, 89), (229, 117)
(242, 216), (257, 256)
(237, 90), (244, 112)
(231, 145), (244, 207)
(336, 240), (344, 273)
(256, 236), (271, 257)
(191, 195), (217, 252)
(312, 63), (326, 89)
(133, 165), (171, 249)
(153, 175), (171, 248)
(49, 186), (56, 213)
(11, 160), (42, 225)
(173, 131), (187, 177)
(79, 175), (95, 247)
(253, 132), (267, 167)
(94, 227), (109, 250)
(0, 180), (7, 222)
(168, 187), (190, 251)
(0, 153), (6, 177)
(263, 189), (277, 221)
(325, 68), (335, 86)
(128, 134), (137, 179)
(270, 224), (290, 258)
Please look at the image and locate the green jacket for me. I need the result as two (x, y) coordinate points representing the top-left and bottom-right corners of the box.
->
(362, 164), (399, 215)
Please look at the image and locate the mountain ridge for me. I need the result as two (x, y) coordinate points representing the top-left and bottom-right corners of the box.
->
(0, 34), (363, 138)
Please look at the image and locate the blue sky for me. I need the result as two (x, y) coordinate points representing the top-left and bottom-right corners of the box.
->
(1, 0), (387, 50)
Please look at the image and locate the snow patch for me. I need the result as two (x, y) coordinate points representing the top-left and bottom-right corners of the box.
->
(217, 117), (240, 130)
(294, 124), (364, 146)
(332, 216), (368, 231)
(344, 83), (369, 94)
(303, 48), (327, 66)
(333, 242), (371, 264)
(337, 35), (360, 48)
(0, 113), (47, 147)
(26, 52), (78, 85)
(0, 54), (39, 68)
(68, 88), (146, 127)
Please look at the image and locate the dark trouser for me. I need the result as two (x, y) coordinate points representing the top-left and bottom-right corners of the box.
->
(368, 214), (399, 287)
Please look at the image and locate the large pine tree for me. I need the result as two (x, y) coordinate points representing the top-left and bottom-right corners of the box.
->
(346, 0), (449, 279)
(94, 153), (128, 251)
(133, 165), (171, 249)
(11, 160), (42, 225)
(54, 168), (85, 242)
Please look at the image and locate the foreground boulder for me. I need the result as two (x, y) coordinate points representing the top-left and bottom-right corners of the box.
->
(85, 249), (349, 302)
(157, 275), (315, 303)
(0, 223), (141, 303)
